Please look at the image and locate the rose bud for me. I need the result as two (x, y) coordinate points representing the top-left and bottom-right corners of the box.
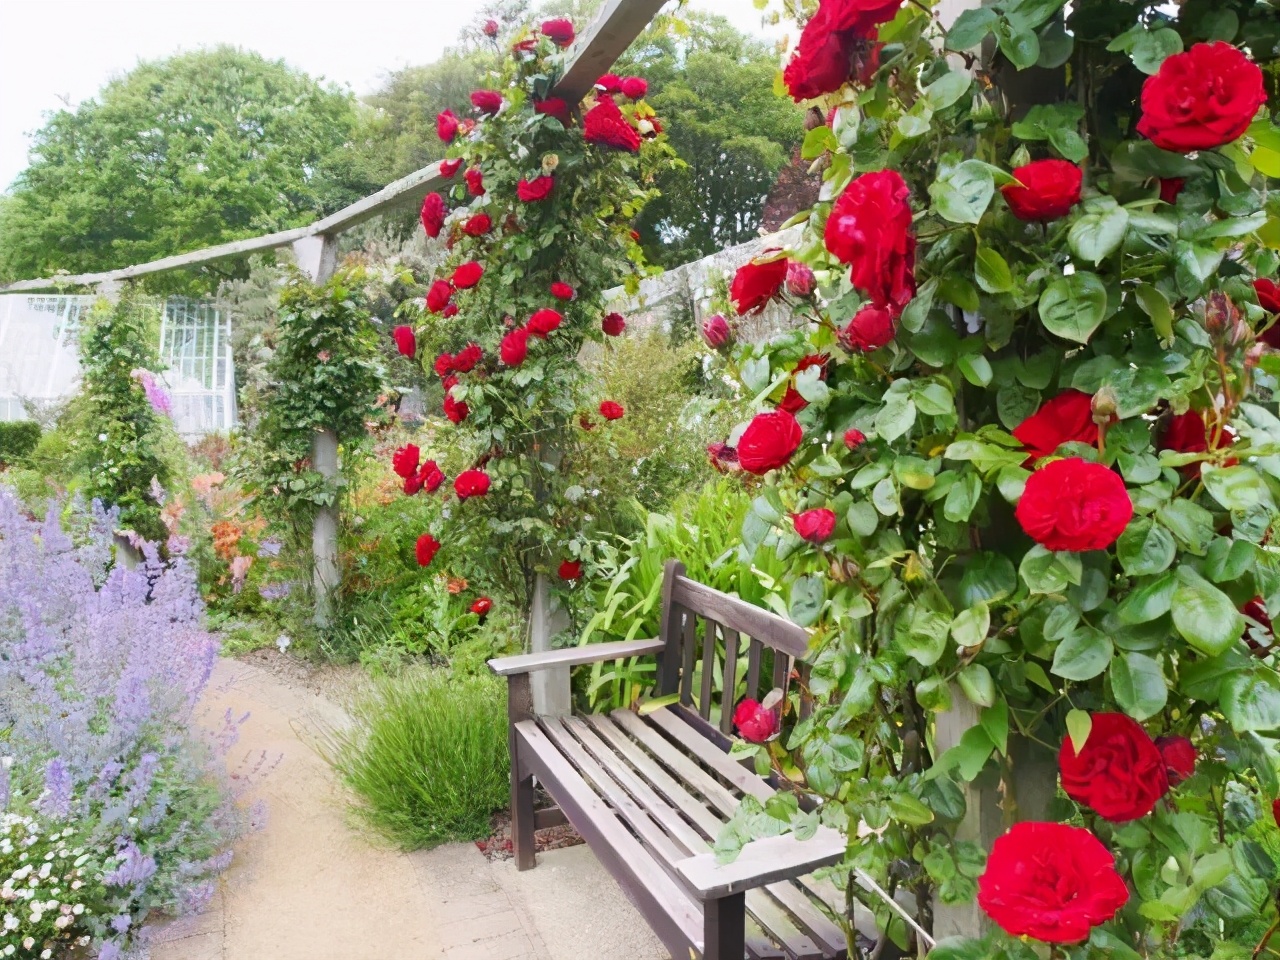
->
(483, 18), (499, 36)
(844, 428), (866, 450)
(733, 698), (780, 743)
(1247, 342), (1265, 368)
(1155, 735), (1196, 785)
(1091, 386), (1118, 426)
(785, 261), (815, 297)
(471, 596), (493, 617)
(701, 314), (732, 349)
(542, 153), (560, 176)
(792, 508), (836, 544)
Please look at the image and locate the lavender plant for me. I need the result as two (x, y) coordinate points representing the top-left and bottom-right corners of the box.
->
(0, 490), (242, 959)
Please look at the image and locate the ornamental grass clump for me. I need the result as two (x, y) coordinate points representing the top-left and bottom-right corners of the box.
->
(709, 0), (1280, 956)
(0, 491), (241, 959)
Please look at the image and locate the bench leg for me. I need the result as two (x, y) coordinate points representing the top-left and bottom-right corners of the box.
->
(703, 893), (745, 960)
(507, 674), (536, 871)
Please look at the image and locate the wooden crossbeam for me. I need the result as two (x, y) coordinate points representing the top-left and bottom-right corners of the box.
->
(1, 0), (668, 293)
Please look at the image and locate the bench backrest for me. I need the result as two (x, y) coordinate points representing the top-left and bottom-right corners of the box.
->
(655, 560), (813, 736)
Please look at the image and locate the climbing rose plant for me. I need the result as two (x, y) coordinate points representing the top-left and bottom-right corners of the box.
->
(713, 0), (1280, 956)
(393, 16), (673, 611)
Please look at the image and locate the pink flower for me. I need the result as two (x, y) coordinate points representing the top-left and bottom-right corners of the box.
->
(701, 314), (732, 349)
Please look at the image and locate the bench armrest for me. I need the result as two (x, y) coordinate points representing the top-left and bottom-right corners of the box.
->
(488, 638), (665, 676)
(675, 827), (846, 901)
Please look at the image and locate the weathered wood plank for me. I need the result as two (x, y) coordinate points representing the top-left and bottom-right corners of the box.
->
(678, 831), (847, 901)
(679, 609), (698, 706)
(647, 708), (774, 802)
(746, 638), (763, 701)
(720, 628), (740, 735)
(700, 620), (718, 720)
(612, 709), (740, 811)
(488, 637), (663, 676)
(672, 577), (810, 658)
(508, 673), (536, 870)
(657, 561), (687, 695)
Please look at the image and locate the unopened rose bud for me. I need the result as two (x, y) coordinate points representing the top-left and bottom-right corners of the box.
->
(1247, 342), (1265, 368)
(804, 107), (824, 131)
(1204, 291), (1233, 336)
(844, 428), (866, 450)
(483, 18), (499, 36)
(1010, 144), (1031, 168)
(829, 557), (849, 583)
(541, 153), (560, 175)
(701, 314), (732, 350)
(841, 557), (860, 580)
(1091, 387), (1118, 425)
(785, 261), (815, 297)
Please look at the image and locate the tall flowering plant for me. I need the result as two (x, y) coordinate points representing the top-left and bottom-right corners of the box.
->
(391, 16), (674, 610)
(714, 0), (1280, 955)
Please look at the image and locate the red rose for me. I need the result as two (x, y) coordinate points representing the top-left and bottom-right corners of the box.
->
(839, 304), (896, 352)
(471, 596), (492, 616)
(782, 0), (903, 101)
(978, 822), (1128, 944)
(738, 410), (804, 475)
(825, 170), (915, 311)
(454, 469), (491, 500)
(597, 74), (622, 94)
(437, 110), (459, 143)
(464, 167), (485, 197)
(1160, 409), (1236, 474)
(1245, 597), (1274, 648)
(392, 325), (416, 358)
(558, 559), (582, 580)
(844, 428), (866, 450)
(550, 282), (575, 301)
(1016, 458), (1132, 552)
(541, 17), (574, 46)
(439, 158), (462, 178)
(426, 280), (453, 314)
(1013, 390), (1099, 461)
(1273, 799), (1280, 829)
(452, 261), (484, 289)
(452, 343), (482, 373)
(403, 472), (424, 496)
(1159, 177), (1185, 204)
(443, 393), (469, 424)
(1059, 712), (1169, 822)
(442, 304), (459, 319)
(1002, 159), (1083, 221)
(392, 444), (421, 479)
(730, 258), (788, 315)
(462, 214), (491, 236)
(500, 327), (530, 366)
(1256, 279), (1280, 348)
(583, 96), (641, 153)
(517, 176), (555, 202)
(434, 353), (455, 378)
(442, 374), (458, 392)
(528, 308), (563, 338)
(733, 699), (780, 743)
(512, 38), (537, 55)
(785, 261), (815, 297)
(707, 442), (741, 473)
(420, 192), (446, 238)
(419, 460), (445, 493)
(470, 90), (503, 115)
(778, 354), (829, 414)
(792, 508), (836, 544)
(601, 312), (626, 336)
(600, 401), (624, 421)
(483, 18), (499, 37)
(534, 97), (572, 125)
(1137, 42), (1266, 153)
(1155, 735), (1197, 785)
(701, 314), (732, 348)
(416, 533), (441, 567)
(619, 76), (648, 100)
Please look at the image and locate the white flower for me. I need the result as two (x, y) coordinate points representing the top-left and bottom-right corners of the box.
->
(98, 433), (108, 442)
(41, 951), (51, 959)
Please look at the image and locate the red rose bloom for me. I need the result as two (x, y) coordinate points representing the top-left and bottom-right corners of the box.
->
(619, 76), (648, 100)
(782, 0), (904, 102)
(1155, 735), (1197, 785)
(558, 559), (582, 580)
(392, 325), (416, 358)
(825, 170), (915, 312)
(500, 326), (530, 366)
(483, 18), (499, 37)
(392, 444), (421, 479)
(730, 258), (788, 315)
(1256, 279), (1280, 348)
(403, 472), (424, 496)
(1136, 42), (1266, 153)
(839, 304), (896, 352)
(471, 596), (492, 616)
(1060, 712), (1168, 822)
(454, 469), (491, 500)
(733, 699), (780, 743)
(778, 354), (829, 414)
(785, 261), (815, 297)
(442, 374), (458, 392)
(1159, 177), (1185, 204)
(541, 17), (574, 46)
(978, 822), (1128, 943)
(1016, 458), (1132, 552)
(416, 533), (441, 567)
(534, 97), (572, 125)
(738, 410), (804, 475)
(419, 460), (445, 493)
(528, 308), (563, 338)
(1013, 390), (1099, 461)
(583, 96), (641, 153)
(437, 110), (460, 143)
(1160, 409), (1236, 473)
(452, 343), (482, 373)
(601, 312), (626, 336)
(844, 428), (866, 450)
(443, 393), (469, 424)
(1273, 799), (1280, 829)
(550, 282), (575, 301)
(470, 90), (503, 114)
(427, 280), (453, 314)
(793, 508), (836, 544)
(420, 192), (446, 238)
(707, 442), (741, 473)
(439, 158), (462, 177)
(442, 304), (459, 319)
(512, 37), (537, 54)
(600, 401), (624, 421)
(434, 353), (455, 377)
(702, 314), (732, 349)
(1002, 159), (1083, 221)
(597, 73), (622, 93)
(451, 261), (484, 290)
(517, 176), (555, 202)
(462, 214), (491, 236)
(465, 167), (485, 197)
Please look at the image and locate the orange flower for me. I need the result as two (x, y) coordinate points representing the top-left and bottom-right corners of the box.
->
(447, 577), (469, 594)
(211, 521), (242, 560)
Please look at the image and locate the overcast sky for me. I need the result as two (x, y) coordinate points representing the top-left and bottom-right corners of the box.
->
(0, 0), (785, 192)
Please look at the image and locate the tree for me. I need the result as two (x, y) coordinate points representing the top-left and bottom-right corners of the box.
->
(0, 47), (387, 288)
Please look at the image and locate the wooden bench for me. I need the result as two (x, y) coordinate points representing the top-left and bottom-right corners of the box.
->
(489, 561), (850, 960)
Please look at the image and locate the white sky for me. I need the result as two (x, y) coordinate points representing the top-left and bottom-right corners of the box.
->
(0, 0), (786, 192)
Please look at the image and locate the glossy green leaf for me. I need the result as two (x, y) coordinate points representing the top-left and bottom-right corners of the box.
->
(1039, 271), (1108, 343)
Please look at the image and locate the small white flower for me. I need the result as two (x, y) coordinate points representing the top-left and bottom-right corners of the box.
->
(98, 433), (108, 442)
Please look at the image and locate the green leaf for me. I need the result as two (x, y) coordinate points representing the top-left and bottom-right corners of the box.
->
(1066, 708), (1092, 753)
(1157, 499), (1216, 555)
(1068, 198), (1129, 264)
(923, 70), (972, 111)
(1052, 626), (1114, 681)
(847, 500), (880, 537)
(1111, 652), (1168, 720)
(958, 354), (993, 387)
(974, 245), (1014, 293)
(1171, 568), (1245, 656)
(789, 575), (825, 627)
(1020, 545), (1082, 594)
(801, 124), (838, 160)
(1202, 465), (1275, 512)
(1223, 669), (1280, 733)
(1116, 518), (1177, 577)
(894, 592), (953, 667)
(1134, 283), (1175, 342)
(1130, 28), (1183, 75)
(888, 792), (936, 826)
(929, 160), (996, 225)
(945, 7), (997, 50)
(1116, 571), (1177, 624)
(958, 664), (996, 707)
(995, 18), (1040, 70)
(1039, 271), (1108, 343)
(876, 390), (917, 441)
(951, 602), (991, 647)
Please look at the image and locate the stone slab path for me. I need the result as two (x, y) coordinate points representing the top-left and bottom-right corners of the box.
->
(150, 658), (667, 960)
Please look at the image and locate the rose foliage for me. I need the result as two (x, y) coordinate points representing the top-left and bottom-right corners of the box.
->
(712, 0), (1280, 956)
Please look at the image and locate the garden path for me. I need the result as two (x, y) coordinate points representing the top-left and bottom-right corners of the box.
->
(149, 656), (667, 960)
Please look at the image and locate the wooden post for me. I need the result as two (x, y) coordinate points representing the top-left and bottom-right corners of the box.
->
(292, 234), (341, 628)
(530, 572), (571, 717)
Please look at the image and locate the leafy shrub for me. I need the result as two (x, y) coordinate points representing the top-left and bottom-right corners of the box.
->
(0, 421), (40, 466)
(326, 669), (509, 850)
